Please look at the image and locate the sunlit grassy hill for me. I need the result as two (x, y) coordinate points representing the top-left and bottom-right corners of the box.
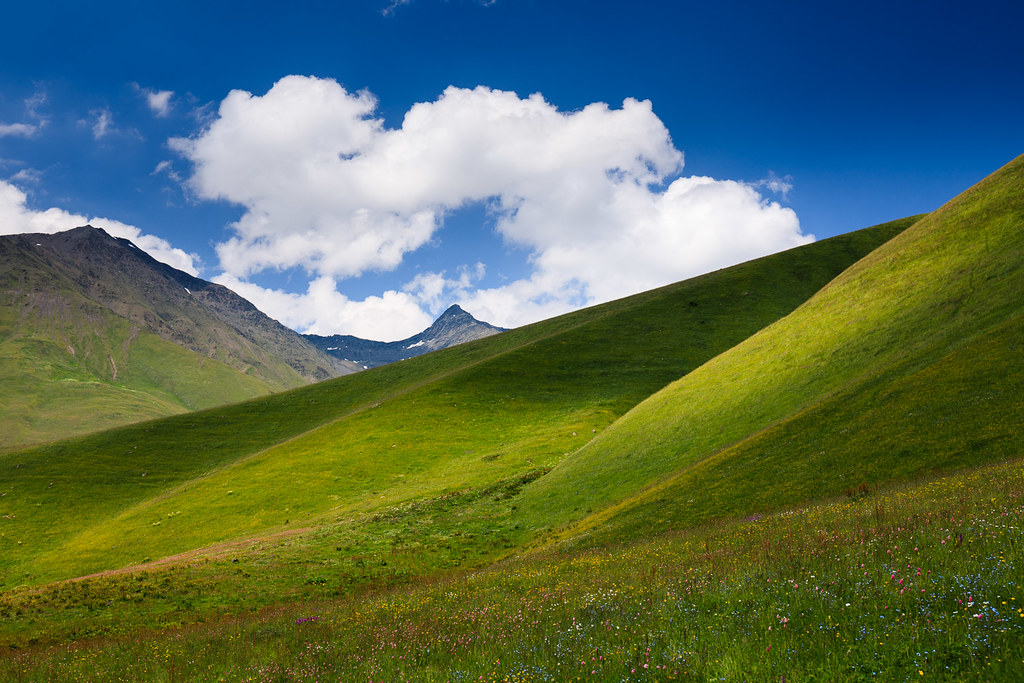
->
(0, 217), (906, 590)
(524, 152), (1024, 547)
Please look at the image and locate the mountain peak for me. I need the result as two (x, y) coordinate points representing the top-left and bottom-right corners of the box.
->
(53, 225), (107, 244)
(424, 304), (498, 337)
(63, 225), (111, 240)
(9, 227), (349, 378)
(436, 304), (471, 321)
(304, 304), (505, 369)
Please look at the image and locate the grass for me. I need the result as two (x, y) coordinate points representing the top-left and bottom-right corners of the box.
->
(575, 310), (1024, 548)
(1, 153), (1023, 679)
(0, 231), (327, 452)
(0, 296), (290, 452)
(516, 153), (1024, 537)
(3, 455), (1021, 681)
(0, 216), (905, 589)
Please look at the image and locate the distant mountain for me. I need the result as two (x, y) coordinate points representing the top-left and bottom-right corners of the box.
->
(304, 304), (506, 368)
(0, 225), (357, 449)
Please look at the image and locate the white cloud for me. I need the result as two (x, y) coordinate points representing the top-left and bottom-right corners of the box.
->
(381, 0), (412, 15)
(79, 107), (142, 142)
(752, 171), (794, 201)
(89, 108), (114, 139)
(457, 176), (808, 328)
(214, 274), (433, 341)
(0, 122), (37, 138)
(9, 168), (42, 184)
(25, 90), (47, 116)
(0, 180), (198, 275)
(146, 90), (174, 117)
(381, 0), (497, 15)
(173, 76), (810, 335)
(404, 262), (486, 316)
(216, 263), (489, 340)
(133, 83), (174, 117)
(0, 90), (49, 138)
(151, 160), (183, 183)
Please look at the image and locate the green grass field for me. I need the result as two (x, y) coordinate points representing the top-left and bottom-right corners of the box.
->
(1, 153), (1022, 680)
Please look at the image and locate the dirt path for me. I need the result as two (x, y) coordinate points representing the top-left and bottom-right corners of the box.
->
(65, 525), (312, 583)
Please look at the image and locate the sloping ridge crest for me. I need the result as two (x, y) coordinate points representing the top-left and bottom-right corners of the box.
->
(523, 152), (1024, 526)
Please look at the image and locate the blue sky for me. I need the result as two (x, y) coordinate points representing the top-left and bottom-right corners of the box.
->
(1, 0), (1022, 340)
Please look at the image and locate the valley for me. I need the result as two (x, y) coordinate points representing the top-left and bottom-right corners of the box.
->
(1, 153), (1023, 680)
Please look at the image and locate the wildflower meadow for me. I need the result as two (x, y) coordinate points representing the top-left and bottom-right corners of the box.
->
(3, 458), (1022, 681)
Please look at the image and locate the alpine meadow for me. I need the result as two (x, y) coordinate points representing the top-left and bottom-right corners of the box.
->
(2, 153), (1024, 681)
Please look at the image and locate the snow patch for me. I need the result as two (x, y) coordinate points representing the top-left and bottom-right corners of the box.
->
(405, 340), (426, 350)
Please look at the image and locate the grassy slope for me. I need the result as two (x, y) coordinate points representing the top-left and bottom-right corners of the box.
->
(7, 457), (1019, 680)
(0, 311), (278, 453)
(2, 157), (1023, 678)
(0, 219), (907, 588)
(520, 153), (1024, 545)
(0, 249), (298, 451)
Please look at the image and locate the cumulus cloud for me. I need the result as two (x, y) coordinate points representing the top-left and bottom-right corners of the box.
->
(457, 176), (807, 328)
(214, 274), (433, 341)
(404, 262), (486, 316)
(173, 76), (810, 337)
(0, 180), (198, 275)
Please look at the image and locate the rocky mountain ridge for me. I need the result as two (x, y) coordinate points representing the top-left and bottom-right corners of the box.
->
(304, 304), (506, 369)
(0, 225), (357, 449)
(3, 225), (355, 381)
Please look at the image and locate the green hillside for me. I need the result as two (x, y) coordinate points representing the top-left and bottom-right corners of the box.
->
(2, 154), (1022, 680)
(0, 310), (280, 450)
(0, 217), (906, 589)
(522, 152), (1024, 546)
(0, 228), (346, 451)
